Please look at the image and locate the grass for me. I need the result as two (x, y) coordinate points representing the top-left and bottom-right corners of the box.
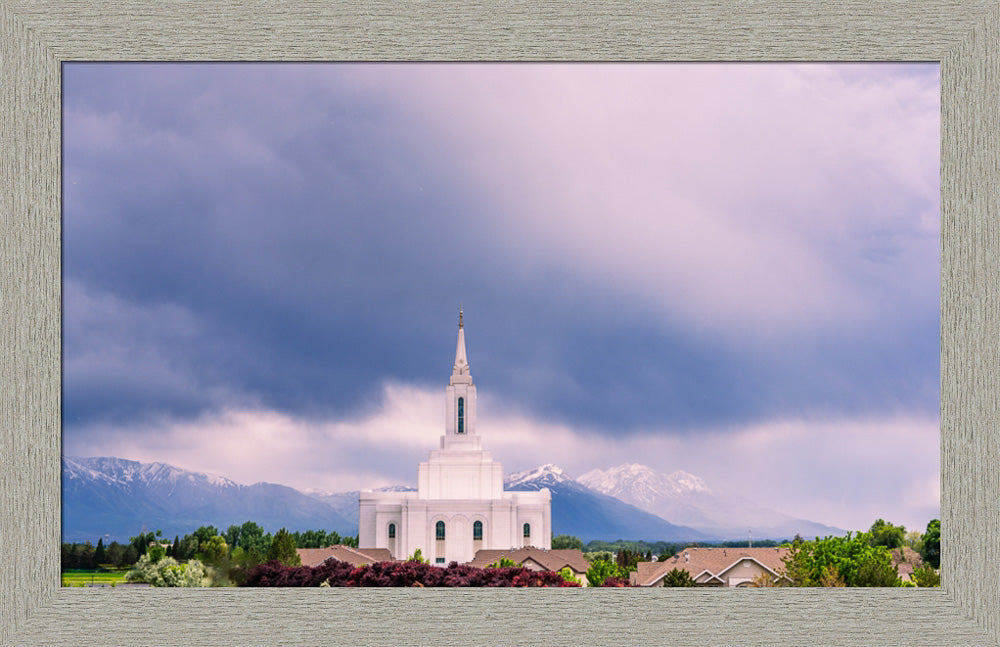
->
(61, 569), (129, 587)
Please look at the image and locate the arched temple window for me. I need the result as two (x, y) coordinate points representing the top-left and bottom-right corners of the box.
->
(457, 397), (465, 433)
(436, 521), (446, 540)
(388, 523), (396, 539)
(473, 520), (483, 541)
(523, 523), (531, 539)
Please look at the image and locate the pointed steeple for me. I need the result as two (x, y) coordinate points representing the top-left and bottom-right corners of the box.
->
(453, 306), (469, 377)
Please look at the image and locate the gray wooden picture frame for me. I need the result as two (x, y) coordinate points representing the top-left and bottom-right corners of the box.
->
(2, 2), (998, 645)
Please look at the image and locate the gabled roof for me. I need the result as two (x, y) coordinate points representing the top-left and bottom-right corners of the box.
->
(296, 545), (393, 568)
(635, 546), (790, 586)
(466, 547), (589, 573)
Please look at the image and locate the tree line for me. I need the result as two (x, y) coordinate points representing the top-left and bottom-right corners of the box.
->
(61, 521), (358, 572)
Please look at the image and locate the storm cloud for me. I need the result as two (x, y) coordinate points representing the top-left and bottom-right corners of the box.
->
(63, 63), (940, 531)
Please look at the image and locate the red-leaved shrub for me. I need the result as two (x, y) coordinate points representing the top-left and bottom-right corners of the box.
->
(243, 559), (581, 587)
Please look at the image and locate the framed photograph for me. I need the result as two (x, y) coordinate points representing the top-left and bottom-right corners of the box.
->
(3, 3), (999, 646)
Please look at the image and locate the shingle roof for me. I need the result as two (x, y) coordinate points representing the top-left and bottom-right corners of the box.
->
(466, 547), (590, 573)
(634, 546), (790, 586)
(296, 545), (393, 568)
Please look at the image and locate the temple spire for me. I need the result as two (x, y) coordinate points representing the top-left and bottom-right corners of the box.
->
(452, 307), (469, 377)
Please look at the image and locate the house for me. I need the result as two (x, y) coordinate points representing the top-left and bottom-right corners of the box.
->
(296, 545), (393, 568)
(359, 312), (551, 565)
(632, 546), (791, 587)
(466, 547), (591, 586)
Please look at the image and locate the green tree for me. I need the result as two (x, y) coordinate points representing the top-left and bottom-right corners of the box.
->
(782, 532), (900, 587)
(106, 541), (125, 568)
(73, 542), (96, 570)
(551, 535), (584, 551)
(487, 557), (520, 568)
(869, 519), (906, 549)
(198, 535), (229, 567)
(661, 568), (696, 587)
(910, 564), (940, 587)
(266, 528), (301, 566)
(128, 531), (155, 558)
(920, 519), (940, 569)
(147, 542), (167, 563)
(557, 567), (581, 585)
(407, 548), (427, 564)
(122, 544), (139, 566)
(191, 525), (219, 546)
(94, 538), (107, 565)
(585, 557), (628, 587)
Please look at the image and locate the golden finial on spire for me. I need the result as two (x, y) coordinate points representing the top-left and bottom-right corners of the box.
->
(459, 303), (463, 329)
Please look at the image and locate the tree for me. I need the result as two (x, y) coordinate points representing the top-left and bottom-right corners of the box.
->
(661, 568), (695, 587)
(910, 564), (940, 587)
(487, 558), (519, 568)
(94, 538), (106, 565)
(557, 567), (580, 585)
(551, 535), (584, 551)
(199, 535), (229, 567)
(266, 528), (301, 566)
(869, 519), (906, 549)
(407, 549), (427, 564)
(585, 557), (628, 587)
(147, 543), (167, 563)
(122, 544), (139, 566)
(73, 542), (96, 570)
(191, 525), (219, 546)
(128, 531), (155, 558)
(920, 519), (940, 569)
(106, 541), (125, 568)
(782, 532), (900, 587)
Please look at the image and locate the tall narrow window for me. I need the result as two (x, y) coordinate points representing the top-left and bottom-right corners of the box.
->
(473, 520), (483, 541)
(523, 523), (531, 539)
(457, 397), (465, 434)
(436, 521), (446, 540)
(388, 523), (396, 539)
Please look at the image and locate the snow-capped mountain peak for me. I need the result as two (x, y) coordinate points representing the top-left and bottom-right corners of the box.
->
(67, 456), (242, 489)
(504, 463), (572, 488)
(577, 463), (713, 508)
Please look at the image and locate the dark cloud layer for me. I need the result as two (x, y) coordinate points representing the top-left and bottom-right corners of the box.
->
(63, 63), (940, 440)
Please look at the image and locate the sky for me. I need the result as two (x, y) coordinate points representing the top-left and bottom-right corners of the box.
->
(63, 62), (941, 533)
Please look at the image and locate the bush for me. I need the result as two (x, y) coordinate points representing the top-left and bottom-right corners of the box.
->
(125, 554), (207, 587)
(910, 565), (940, 587)
(242, 559), (577, 587)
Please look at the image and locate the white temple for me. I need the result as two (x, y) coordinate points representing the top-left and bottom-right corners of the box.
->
(358, 311), (551, 564)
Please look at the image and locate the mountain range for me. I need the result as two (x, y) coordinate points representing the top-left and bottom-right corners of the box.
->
(62, 457), (841, 543)
(577, 463), (843, 541)
(62, 457), (355, 542)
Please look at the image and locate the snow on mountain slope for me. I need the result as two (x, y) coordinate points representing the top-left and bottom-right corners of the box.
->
(578, 462), (844, 540)
(62, 457), (355, 542)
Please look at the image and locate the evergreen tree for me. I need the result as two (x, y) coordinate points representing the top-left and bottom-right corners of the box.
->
(106, 542), (125, 567)
(662, 568), (696, 587)
(920, 519), (940, 569)
(551, 535), (584, 551)
(266, 528), (301, 566)
(94, 538), (107, 565)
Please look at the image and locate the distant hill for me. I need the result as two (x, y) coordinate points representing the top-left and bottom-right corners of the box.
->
(503, 464), (709, 542)
(63, 456), (840, 545)
(578, 463), (845, 540)
(62, 457), (355, 542)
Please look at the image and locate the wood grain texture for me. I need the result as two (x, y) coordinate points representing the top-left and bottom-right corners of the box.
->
(1, 2), (997, 645)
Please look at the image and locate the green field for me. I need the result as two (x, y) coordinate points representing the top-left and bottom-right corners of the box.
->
(61, 570), (129, 587)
